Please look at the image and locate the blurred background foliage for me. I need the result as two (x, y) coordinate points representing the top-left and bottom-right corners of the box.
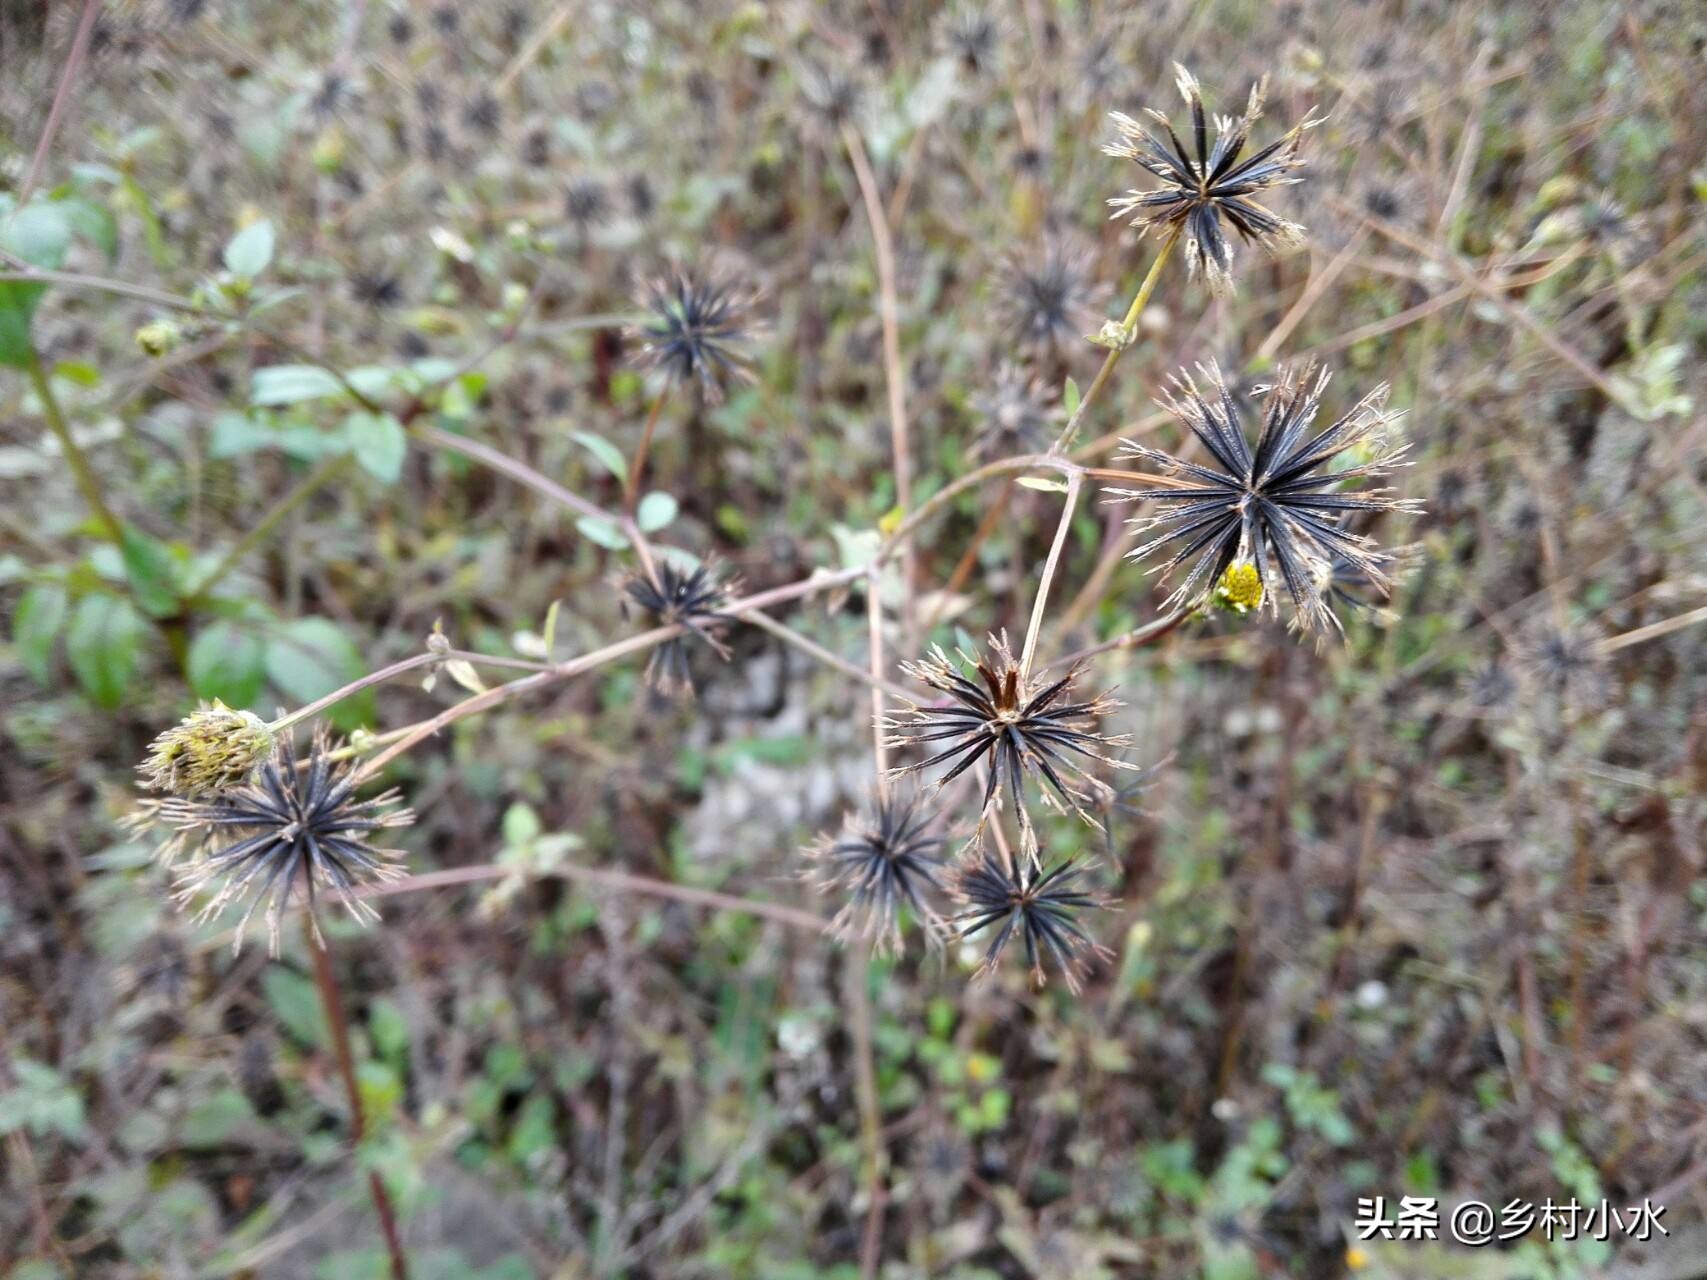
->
(3, 0), (1707, 1277)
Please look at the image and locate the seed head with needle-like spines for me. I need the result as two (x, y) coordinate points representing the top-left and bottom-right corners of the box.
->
(135, 726), (412, 955)
(887, 633), (1136, 865)
(1111, 359), (1421, 636)
(1105, 65), (1320, 296)
(803, 789), (948, 956)
(950, 852), (1112, 992)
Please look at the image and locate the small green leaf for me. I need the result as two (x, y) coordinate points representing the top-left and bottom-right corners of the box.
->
(1063, 376), (1081, 417)
(570, 431), (628, 479)
(118, 523), (183, 617)
(61, 197), (118, 262)
(251, 364), (345, 406)
(0, 200), (72, 368)
(1016, 475), (1069, 493)
(265, 617), (370, 729)
(222, 219), (275, 279)
(187, 622), (266, 707)
(541, 599), (560, 658)
(635, 491), (678, 533)
(12, 583), (67, 684)
(575, 516), (629, 550)
(209, 410), (277, 459)
(180, 1088), (255, 1150)
(262, 967), (327, 1049)
(345, 411), (406, 483)
(65, 594), (144, 709)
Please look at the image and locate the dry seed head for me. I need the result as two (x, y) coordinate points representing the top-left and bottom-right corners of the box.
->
(139, 702), (276, 798)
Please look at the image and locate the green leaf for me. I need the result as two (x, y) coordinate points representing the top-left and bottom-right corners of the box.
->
(118, 523), (183, 617)
(369, 998), (411, 1064)
(570, 431), (628, 479)
(12, 583), (67, 684)
(635, 491), (678, 533)
(262, 967), (328, 1049)
(345, 411), (406, 483)
(1063, 376), (1081, 418)
(65, 594), (144, 709)
(180, 1088), (255, 1149)
(222, 219), (274, 279)
(209, 410), (276, 459)
(187, 622), (267, 706)
(251, 364), (345, 406)
(575, 516), (629, 550)
(541, 599), (560, 658)
(265, 617), (370, 729)
(61, 197), (118, 262)
(0, 1060), (86, 1142)
(0, 201), (72, 368)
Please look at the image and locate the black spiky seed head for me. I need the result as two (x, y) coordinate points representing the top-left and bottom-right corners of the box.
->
(137, 726), (412, 955)
(1516, 619), (1609, 711)
(1318, 541), (1422, 624)
(972, 363), (1056, 458)
(563, 177), (608, 230)
(999, 236), (1103, 353)
(950, 853), (1111, 992)
(623, 561), (735, 696)
(462, 92), (502, 136)
(803, 790), (947, 955)
(629, 267), (759, 403)
(1105, 65), (1320, 296)
(350, 270), (403, 309)
(1112, 359), (1421, 636)
(939, 5), (1002, 75)
(888, 633), (1135, 864)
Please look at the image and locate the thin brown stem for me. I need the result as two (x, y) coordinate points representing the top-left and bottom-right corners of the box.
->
(845, 944), (886, 1280)
(1042, 608), (1190, 672)
(741, 608), (912, 702)
(17, 0), (103, 208)
(365, 861), (831, 934)
(304, 915), (410, 1280)
(1019, 471), (1082, 678)
(842, 122), (917, 651)
(623, 388), (668, 513)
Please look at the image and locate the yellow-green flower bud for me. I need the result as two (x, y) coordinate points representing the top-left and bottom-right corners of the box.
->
(139, 702), (275, 797)
(1215, 561), (1264, 615)
(135, 319), (182, 357)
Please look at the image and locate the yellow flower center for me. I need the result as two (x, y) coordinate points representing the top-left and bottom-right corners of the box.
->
(1216, 562), (1264, 614)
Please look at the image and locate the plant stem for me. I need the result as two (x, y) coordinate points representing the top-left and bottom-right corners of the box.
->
(367, 861), (832, 934)
(842, 121), (918, 652)
(271, 648), (550, 735)
(304, 915), (410, 1280)
(623, 388), (668, 513)
(412, 423), (613, 524)
(188, 453), (354, 600)
(1018, 471), (1082, 679)
(844, 942), (885, 1280)
(1050, 226), (1180, 454)
(351, 567), (869, 782)
(27, 348), (122, 543)
(1042, 608), (1190, 672)
(866, 567), (890, 787)
(16, 0), (102, 208)
(741, 608), (913, 702)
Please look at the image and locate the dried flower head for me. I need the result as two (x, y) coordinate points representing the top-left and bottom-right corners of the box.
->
(972, 363), (1055, 458)
(938, 5), (1003, 75)
(889, 633), (1133, 862)
(630, 268), (759, 402)
(950, 852), (1111, 991)
(142, 727), (412, 953)
(803, 790), (946, 955)
(1112, 360), (1420, 635)
(1516, 619), (1609, 711)
(623, 561), (734, 696)
(139, 702), (276, 797)
(1105, 65), (1319, 295)
(563, 177), (609, 231)
(999, 236), (1104, 353)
